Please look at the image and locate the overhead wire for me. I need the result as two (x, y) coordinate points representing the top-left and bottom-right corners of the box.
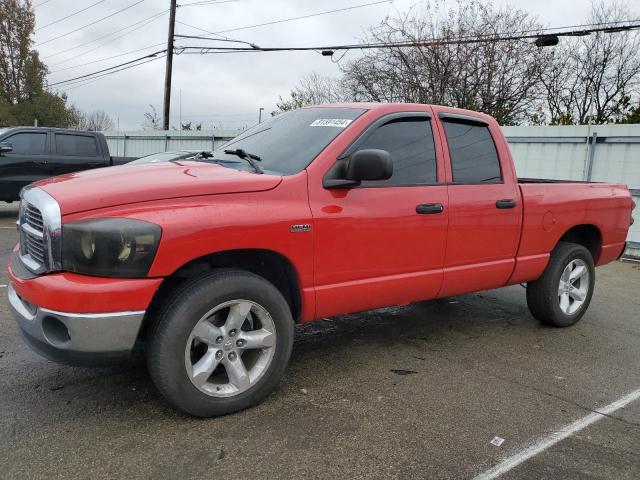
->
(36, 0), (146, 46)
(48, 50), (166, 87)
(48, 43), (168, 74)
(35, 0), (108, 32)
(64, 55), (166, 90)
(34, 0), (55, 8)
(176, 20), (640, 54)
(178, 0), (240, 6)
(43, 10), (168, 62)
(180, 0), (394, 38)
(46, 10), (640, 93)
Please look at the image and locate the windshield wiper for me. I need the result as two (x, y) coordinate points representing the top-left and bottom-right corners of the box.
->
(223, 148), (263, 174)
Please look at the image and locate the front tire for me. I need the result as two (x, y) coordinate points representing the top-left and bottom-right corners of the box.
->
(147, 269), (294, 417)
(526, 242), (595, 327)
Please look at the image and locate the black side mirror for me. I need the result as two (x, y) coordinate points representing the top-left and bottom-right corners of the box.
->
(323, 149), (393, 189)
(0, 142), (12, 155)
(345, 149), (393, 181)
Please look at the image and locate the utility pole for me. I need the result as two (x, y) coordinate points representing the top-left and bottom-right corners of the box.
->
(258, 107), (264, 123)
(163, 0), (177, 131)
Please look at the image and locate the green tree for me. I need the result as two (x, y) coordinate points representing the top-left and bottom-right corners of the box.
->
(0, 0), (78, 127)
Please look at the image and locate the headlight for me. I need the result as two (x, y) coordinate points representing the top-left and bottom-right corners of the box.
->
(62, 218), (161, 278)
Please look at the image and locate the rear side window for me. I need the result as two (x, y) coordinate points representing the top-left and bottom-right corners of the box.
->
(4, 132), (47, 155)
(357, 118), (437, 186)
(443, 122), (501, 183)
(55, 134), (99, 157)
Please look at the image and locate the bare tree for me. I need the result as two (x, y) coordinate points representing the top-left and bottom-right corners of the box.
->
(340, 1), (550, 125)
(541, 1), (640, 124)
(75, 110), (114, 131)
(276, 73), (348, 112)
(142, 104), (161, 130)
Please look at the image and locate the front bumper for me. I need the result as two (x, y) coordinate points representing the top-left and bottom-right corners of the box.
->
(8, 283), (145, 366)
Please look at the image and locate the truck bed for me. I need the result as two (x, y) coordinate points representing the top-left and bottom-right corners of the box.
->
(516, 180), (631, 271)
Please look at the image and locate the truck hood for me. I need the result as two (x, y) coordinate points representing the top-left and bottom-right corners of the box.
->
(35, 161), (283, 215)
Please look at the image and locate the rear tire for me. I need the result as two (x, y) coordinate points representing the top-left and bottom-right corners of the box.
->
(526, 242), (595, 327)
(146, 269), (294, 417)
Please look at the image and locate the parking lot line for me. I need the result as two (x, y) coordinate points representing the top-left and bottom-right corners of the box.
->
(473, 388), (640, 480)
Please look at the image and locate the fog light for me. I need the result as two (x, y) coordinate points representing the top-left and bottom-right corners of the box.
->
(42, 316), (71, 347)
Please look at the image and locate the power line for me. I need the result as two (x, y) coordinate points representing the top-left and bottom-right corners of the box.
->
(176, 19), (236, 41)
(36, 0), (146, 46)
(48, 50), (166, 87)
(175, 34), (259, 48)
(35, 0), (107, 32)
(64, 55), (166, 90)
(34, 0), (55, 8)
(176, 20), (640, 55)
(51, 18), (640, 94)
(178, 0), (240, 6)
(49, 43), (167, 74)
(182, 0), (393, 38)
(43, 10), (168, 62)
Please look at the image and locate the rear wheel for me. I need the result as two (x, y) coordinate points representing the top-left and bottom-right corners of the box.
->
(147, 270), (294, 417)
(526, 242), (595, 327)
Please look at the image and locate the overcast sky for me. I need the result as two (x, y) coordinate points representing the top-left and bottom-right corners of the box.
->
(32, 0), (605, 130)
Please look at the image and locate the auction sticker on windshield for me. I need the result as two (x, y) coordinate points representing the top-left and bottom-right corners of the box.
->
(309, 119), (353, 128)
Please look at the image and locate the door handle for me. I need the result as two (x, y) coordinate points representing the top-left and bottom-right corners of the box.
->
(416, 203), (444, 214)
(496, 199), (517, 209)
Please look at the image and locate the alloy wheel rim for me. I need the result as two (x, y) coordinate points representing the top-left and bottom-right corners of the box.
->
(184, 299), (277, 397)
(558, 259), (590, 315)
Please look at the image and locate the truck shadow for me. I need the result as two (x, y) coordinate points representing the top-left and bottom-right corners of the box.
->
(1, 288), (534, 424)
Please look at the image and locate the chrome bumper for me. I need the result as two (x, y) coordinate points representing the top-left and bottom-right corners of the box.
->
(8, 283), (145, 366)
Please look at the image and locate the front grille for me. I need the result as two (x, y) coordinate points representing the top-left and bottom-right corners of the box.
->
(25, 204), (44, 230)
(19, 201), (48, 273)
(17, 187), (62, 274)
(24, 228), (46, 264)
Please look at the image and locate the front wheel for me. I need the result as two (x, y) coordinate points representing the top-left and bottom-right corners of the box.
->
(147, 270), (294, 417)
(526, 242), (595, 327)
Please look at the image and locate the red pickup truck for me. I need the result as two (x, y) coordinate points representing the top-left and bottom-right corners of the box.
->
(7, 103), (634, 416)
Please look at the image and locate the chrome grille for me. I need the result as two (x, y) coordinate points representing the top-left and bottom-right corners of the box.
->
(24, 228), (46, 264)
(17, 187), (62, 274)
(19, 202), (47, 270)
(25, 204), (44, 230)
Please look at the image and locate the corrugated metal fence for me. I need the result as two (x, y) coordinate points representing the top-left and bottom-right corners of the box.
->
(103, 129), (243, 158)
(503, 125), (639, 258)
(104, 124), (640, 258)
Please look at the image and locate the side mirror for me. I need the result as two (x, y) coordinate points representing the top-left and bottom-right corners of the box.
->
(0, 142), (12, 155)
(323, 148), (394, 189)
(345, 149), (393, 181)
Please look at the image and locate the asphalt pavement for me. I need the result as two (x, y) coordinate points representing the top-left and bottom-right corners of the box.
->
(0, 201), (639, 479)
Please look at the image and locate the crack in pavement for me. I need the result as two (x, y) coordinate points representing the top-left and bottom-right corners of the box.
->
(478, 368), (640, 428)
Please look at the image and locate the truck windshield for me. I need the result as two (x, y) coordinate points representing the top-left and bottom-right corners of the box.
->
(212, 107), (365, 175)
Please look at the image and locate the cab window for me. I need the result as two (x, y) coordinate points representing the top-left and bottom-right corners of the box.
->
(356, 118), (437, 186)
(442, 121), (501, 183)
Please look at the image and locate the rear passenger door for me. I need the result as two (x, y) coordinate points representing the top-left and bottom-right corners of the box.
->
(49, 132), (106, 177)
(436, 113), (522, 297)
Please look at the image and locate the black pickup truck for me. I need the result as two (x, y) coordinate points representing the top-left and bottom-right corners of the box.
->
(0, 127), (131, 202)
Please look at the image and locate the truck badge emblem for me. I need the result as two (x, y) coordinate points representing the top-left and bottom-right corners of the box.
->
(290, 224), (311, 233)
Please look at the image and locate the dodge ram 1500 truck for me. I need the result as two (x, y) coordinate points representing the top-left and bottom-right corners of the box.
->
(7, 103), (634, 417)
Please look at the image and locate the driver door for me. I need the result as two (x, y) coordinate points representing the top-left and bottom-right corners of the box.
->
(309, 113), (449, 318)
